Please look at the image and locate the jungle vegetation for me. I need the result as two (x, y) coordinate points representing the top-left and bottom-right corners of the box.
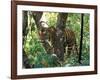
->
(22, 11), (90, 68)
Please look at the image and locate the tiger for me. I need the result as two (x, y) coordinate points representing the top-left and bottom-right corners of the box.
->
(38, 21), (78, 61)
(38, 21), (54, 54)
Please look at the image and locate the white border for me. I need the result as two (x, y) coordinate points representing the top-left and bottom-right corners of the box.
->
(17, 5), (95, 75)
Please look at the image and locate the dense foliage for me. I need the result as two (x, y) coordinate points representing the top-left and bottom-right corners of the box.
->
(23, 12), (90, 68)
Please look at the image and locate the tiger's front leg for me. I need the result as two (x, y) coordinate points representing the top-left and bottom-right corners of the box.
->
(67, 45), (73, 57)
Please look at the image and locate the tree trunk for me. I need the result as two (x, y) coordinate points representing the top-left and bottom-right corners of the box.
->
(32, 12), (43, 29)
(56, 13), (68, 29)
(22, 11), (31, 68)
(53, 13), (68, 61)
(23, 11), (28, 37)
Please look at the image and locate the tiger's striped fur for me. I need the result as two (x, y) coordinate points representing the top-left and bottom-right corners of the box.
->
(64, 29), (78, 57)
(39, 27), (78, 61)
